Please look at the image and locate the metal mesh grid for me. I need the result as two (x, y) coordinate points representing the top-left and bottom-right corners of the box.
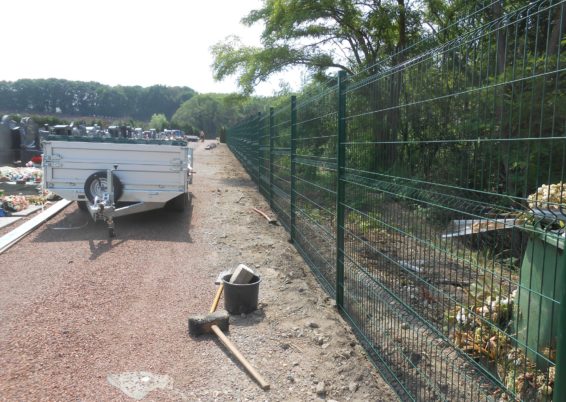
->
(271, 102), (293, 231)
(294, 86), (339, 294)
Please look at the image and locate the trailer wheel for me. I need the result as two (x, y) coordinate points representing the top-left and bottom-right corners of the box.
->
(84, 171), (123, 203)
(168, 192), (189, 212)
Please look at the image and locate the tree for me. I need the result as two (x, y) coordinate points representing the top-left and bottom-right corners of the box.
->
(137, 85), (177, 120)
(149, 113), (169, 132)
(95, 86), (129, 117)
(212, 0), (423, 94)
(171, 93), (267, 137)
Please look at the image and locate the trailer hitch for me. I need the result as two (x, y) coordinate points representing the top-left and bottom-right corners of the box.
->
(87, 165), (119, 237)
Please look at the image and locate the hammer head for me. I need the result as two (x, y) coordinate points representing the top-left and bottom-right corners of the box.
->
(188, 309), (229, 337)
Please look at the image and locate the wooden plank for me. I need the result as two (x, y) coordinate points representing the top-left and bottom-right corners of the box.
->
(0, 199), (72, 254)
(442, 218), (516, 239)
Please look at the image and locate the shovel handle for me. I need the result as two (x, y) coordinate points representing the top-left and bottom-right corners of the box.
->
(211, 324), (270, 390)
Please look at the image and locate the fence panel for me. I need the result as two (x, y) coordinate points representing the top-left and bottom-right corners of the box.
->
(341, 1), (564, 400)
(293, 85), (339, 294)
(227, 114), (261, 185)
(259, 113), (271, 199)
(270, 101), (293, 231)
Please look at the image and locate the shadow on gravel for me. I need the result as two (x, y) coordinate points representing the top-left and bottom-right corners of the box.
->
(34, 202), (194, 244)
(88, 238), (127, 260)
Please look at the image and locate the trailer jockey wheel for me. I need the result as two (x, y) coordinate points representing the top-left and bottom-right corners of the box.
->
(84, 170), (124, 203)
(76, 201), (88, 211)
(107, 217), (115, 238)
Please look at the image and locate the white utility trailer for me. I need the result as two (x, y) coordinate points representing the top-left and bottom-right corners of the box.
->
(42, 136), (193, 236)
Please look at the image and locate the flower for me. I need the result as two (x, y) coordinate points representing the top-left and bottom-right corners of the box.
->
(0, 167), (43, 183)
(456, 308), (470, 325)
(0, 195), (29, 212)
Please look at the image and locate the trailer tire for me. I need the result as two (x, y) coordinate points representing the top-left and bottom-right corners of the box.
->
(84, 171), (123, 203)
(168, 192), (189, 212)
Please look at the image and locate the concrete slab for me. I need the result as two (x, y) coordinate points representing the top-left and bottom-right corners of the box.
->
(11, 205), (43, 217)
(230, 264), (255, 284)
(0, 217), (22, 229)
(107, 372), (171, 400)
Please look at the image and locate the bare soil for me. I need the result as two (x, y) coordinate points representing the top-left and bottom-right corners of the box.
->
(0, 141), (397, 401)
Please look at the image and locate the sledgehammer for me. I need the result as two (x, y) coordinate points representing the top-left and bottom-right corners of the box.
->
(188, 310), (269, 390)
(188, 268), (269, 390)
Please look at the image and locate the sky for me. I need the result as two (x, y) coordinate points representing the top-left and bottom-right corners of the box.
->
(1, 0), (303, 96)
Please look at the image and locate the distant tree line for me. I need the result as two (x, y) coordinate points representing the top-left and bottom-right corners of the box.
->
(0, 79), (196, 121)
(0, 78), (273, 137)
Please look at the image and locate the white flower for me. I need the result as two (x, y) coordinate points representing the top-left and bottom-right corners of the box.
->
(456, 308), (469, 325)
(478, 306), (490, 317)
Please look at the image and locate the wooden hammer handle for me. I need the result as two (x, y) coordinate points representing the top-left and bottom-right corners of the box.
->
(211, 324), (270, 390)
(209, 284), (224, 314)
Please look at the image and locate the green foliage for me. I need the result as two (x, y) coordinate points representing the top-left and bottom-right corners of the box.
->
(212, 0), (424, 94)
(8, 114), (68, 127)
(219, 126), (227, 143)
(0, 79), (195, 121)
(347, 210), (383, 232)
(171, 93), (267, 136)
(149, 113), (169, 132)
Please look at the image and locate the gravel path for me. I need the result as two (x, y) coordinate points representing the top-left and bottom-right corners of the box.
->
(0, 141), (397, 401)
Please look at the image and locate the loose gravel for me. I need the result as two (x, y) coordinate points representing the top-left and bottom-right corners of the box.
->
(0, 141), (397, 401)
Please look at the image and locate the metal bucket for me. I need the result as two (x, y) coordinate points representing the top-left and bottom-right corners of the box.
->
(222, 274), (261, 314)
(516, 226), (564, 368)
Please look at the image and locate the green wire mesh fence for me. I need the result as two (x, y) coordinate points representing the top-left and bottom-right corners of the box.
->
(293, 85), (339, 294)
(271, 100), (292, 231)
(227, 1), (566, 400)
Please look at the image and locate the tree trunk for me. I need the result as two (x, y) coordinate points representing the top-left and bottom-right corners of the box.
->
(370, 0), (406, 173)
(385, 0), (406, 170)
(492, 1), (507, 75)
(548, 3), (565, 57)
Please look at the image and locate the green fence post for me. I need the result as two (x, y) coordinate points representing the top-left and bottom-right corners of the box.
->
(336, 71), (346, 309)
(257, 112), (261, 188)
(269, 107), (274, 209)
(553, 253), (566, 402)
(290, 96), (297, 243)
